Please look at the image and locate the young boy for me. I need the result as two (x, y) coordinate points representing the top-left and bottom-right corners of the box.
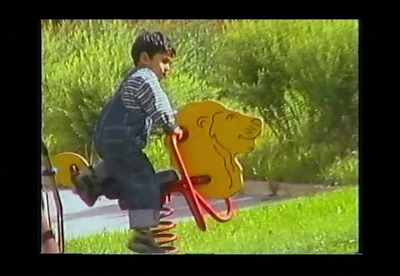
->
(87, 31), (183, 253)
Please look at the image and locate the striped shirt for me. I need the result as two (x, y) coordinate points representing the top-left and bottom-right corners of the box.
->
(120, 67), (177, 133)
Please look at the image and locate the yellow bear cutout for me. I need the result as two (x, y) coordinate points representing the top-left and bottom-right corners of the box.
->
(49, 152), (89, 190)
(167, 101), (262, 199)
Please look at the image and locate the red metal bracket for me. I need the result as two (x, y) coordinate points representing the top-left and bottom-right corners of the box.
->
(166, 134), (233, 231)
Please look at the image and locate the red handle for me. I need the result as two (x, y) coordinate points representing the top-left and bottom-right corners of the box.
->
(170, 133), (206, 230)
(169, 134), (233, 231)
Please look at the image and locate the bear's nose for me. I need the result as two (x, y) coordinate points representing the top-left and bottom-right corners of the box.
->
(252, 119), (262, 127)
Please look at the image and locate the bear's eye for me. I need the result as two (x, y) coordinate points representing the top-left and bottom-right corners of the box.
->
(226, 114), (236, 120)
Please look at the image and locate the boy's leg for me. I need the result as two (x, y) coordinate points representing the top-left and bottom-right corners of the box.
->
(115, 152), (161, 228)
(108, 152), (166, 253)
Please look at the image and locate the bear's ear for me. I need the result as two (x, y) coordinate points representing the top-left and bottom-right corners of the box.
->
(197, 116), (209, 128)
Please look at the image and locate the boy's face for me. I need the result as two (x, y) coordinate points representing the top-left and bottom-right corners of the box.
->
(140, 52), (173, 80)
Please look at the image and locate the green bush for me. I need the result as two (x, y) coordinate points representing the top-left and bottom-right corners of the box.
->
(42, 20), (139, 155)
(209, 20), (358, 184)
(240, 133), (339, 183)
(322, 151), (359, 186)
(210, 20), (358, 150)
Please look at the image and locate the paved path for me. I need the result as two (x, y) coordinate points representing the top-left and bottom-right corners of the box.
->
(44, 190), (274, 239)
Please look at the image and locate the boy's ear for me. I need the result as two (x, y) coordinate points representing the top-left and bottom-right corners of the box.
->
(139, 52), (150, 64)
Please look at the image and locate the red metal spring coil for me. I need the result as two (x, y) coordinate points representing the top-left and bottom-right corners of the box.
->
(151, 206), (179, 253)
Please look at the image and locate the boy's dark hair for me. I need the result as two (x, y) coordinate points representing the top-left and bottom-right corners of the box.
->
(131, 31), (176, 65)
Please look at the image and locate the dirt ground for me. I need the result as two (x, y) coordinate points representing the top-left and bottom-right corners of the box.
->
(242, 179), (340, 200)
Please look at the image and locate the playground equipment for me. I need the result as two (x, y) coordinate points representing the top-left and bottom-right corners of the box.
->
(44, 101), (262, 253)
(41, 141), (65, 253)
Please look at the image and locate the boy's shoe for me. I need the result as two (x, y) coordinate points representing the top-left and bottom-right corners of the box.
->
(71, 167), (102, 207)
(127, 229), (168, 254)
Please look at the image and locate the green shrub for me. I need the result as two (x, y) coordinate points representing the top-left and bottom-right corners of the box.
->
(321, 151), (359, 186)
(210, 20), (358, 150)
(240, 134), (339, 183)
(42, 20), (139, 155)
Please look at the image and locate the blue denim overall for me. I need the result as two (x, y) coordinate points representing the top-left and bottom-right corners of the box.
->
(93, 73), (161, 228)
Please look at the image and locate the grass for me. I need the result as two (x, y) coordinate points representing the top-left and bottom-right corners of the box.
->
(65, 186), (358, 254)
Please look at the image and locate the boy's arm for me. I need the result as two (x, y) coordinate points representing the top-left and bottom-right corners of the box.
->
(136, 77), (178, 134)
